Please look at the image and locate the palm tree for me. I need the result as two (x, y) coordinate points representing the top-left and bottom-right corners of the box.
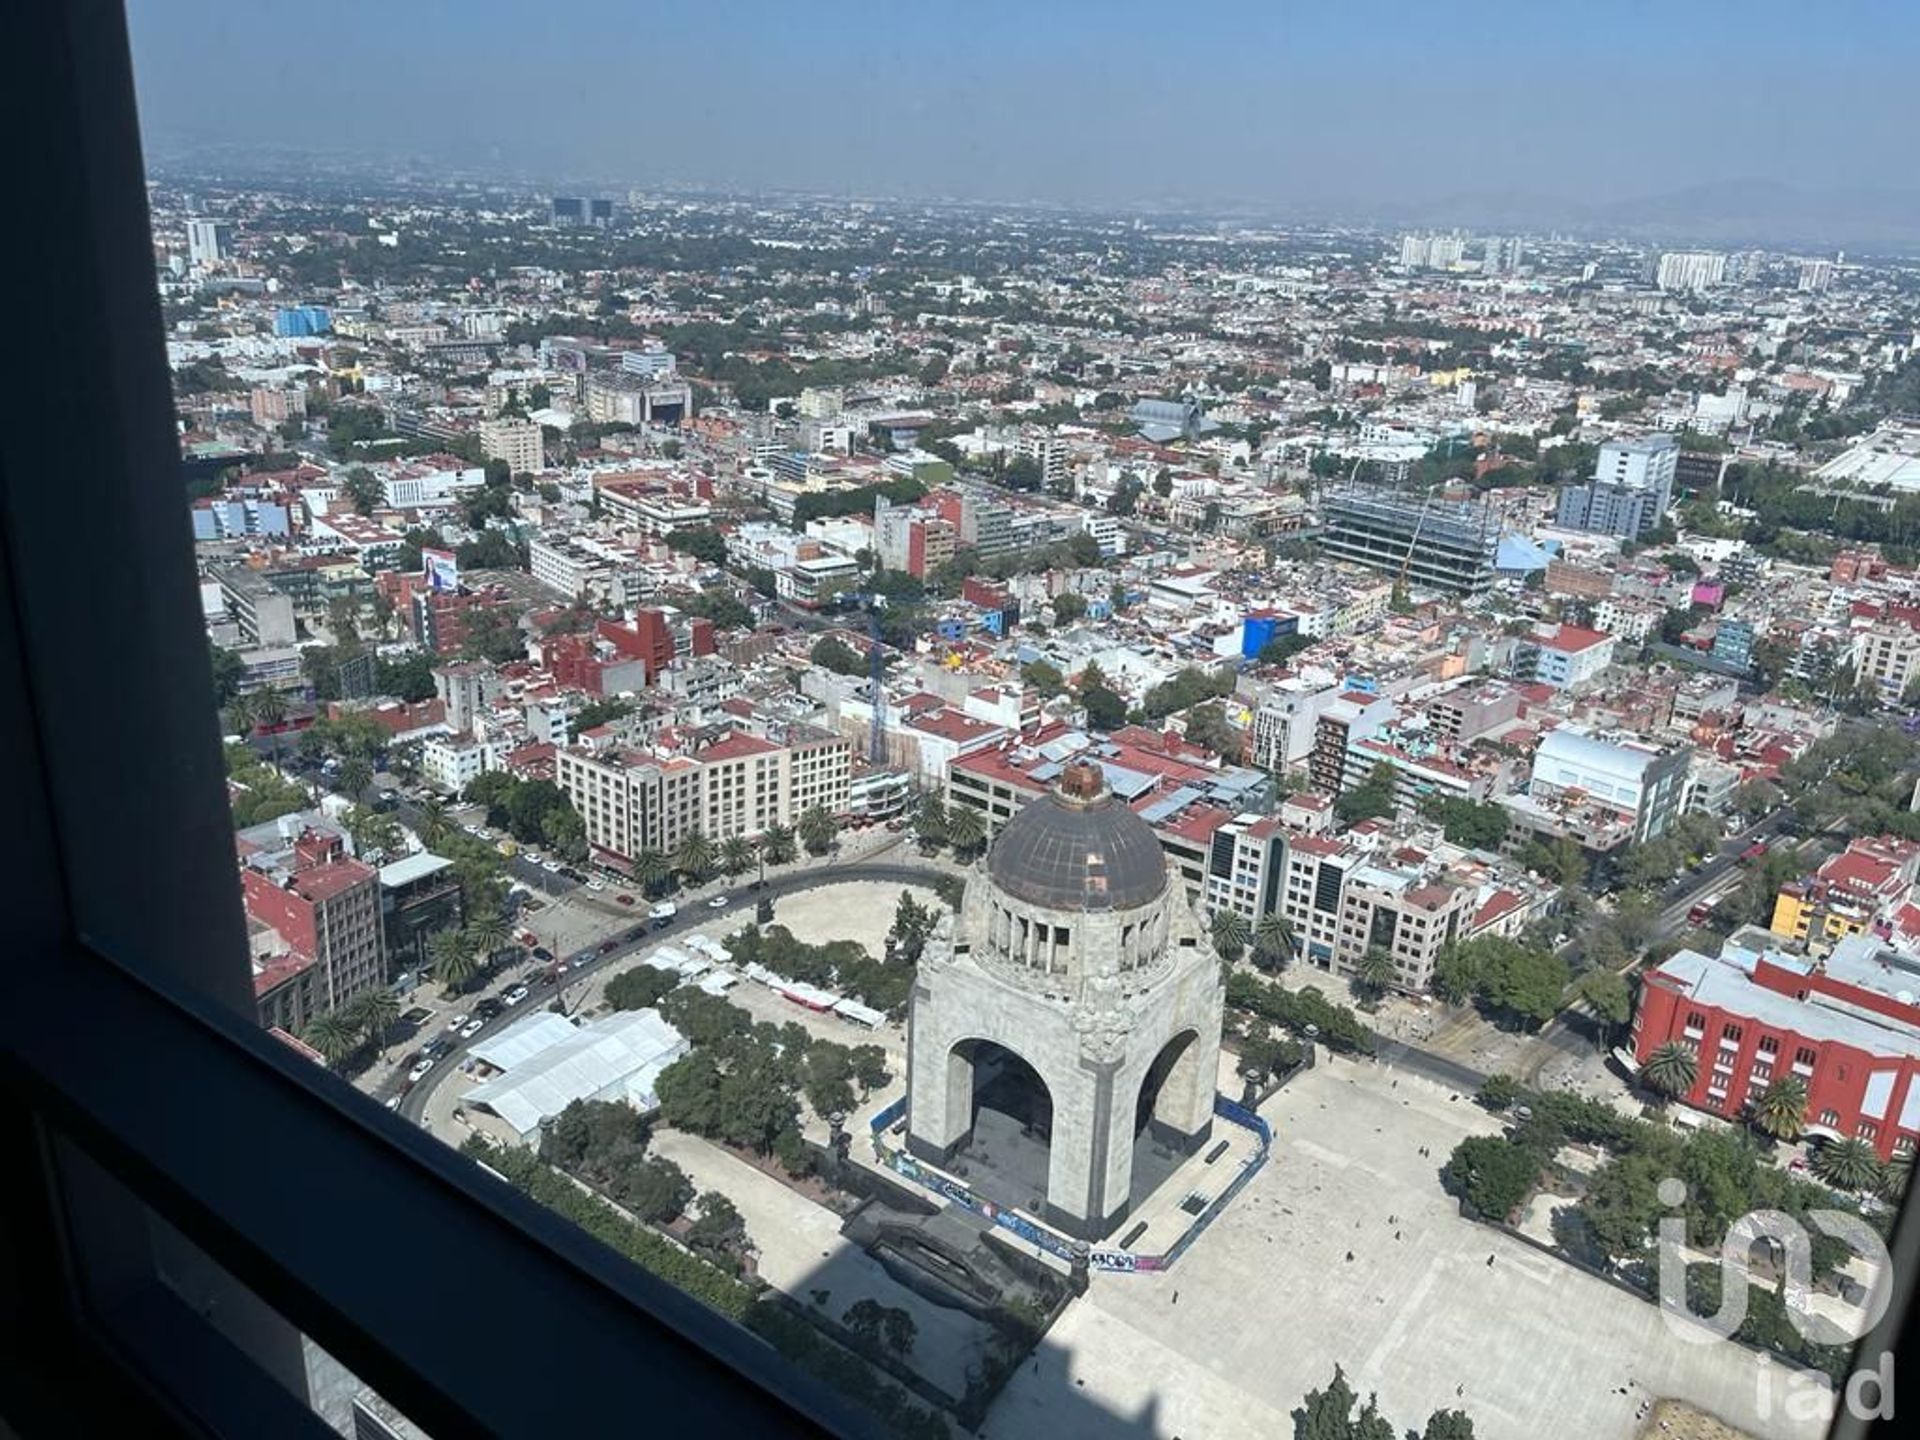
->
(675, 829), (716, 883)
(1642, 1041), (1699, 1102)
(1209, 908), (1251, 962)
(417, 796), (453, 850)
(797, 805), (838, 856)
(228, 689), (256, 740)
(1252, 913), (1294, 971)
(759, 824), (797, 867)
(1354, 946), (1398, 998)
(719, 835), (756, 879)
(337, 756), (374, 802)
(633, 848), (674, 896)
(1811, 1137), (1884, 1193)
(428, 927), (479, 996)
(1750, 1075), (1808, 1143)
(466, 909), (510, 967)
(252, 689), (288, 763)
(304, 1010), (358, 1069)
(350, 988), (401, 1052)
(915, 795), (949, 850)
(1879, 1149), (1912, 1200)
(943, 804), (985, 858)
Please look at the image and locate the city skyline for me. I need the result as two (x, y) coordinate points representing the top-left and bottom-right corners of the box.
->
(130, 1), (1920, 244)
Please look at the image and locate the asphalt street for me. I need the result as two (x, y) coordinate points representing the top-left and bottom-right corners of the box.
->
(388, 847), (941, 1121)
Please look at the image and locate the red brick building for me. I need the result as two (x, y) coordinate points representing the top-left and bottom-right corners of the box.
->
(241, 831), (384, 1013)
(1632, 934), (1920, 1161)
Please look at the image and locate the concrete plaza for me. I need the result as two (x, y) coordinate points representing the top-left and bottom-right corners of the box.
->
(983, 1059), (1831, 1440)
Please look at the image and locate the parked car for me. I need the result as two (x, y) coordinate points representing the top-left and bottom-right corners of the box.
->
(444, 1014), (469, 1032)
(502, 984), (529, 1007)
(532, 946), (553, 962)
(459, 1019), (484, 1039)
(587, 878), (606, 891)
(1741, 841), (1770, 862)
(541, 860), (563, 873)
(648, 901), (677, 923)
(706, 893), (731, 909)
(615, 893), (635, 906)
(407, 1057), (435, 1082)
(474, 998), (503, 1020)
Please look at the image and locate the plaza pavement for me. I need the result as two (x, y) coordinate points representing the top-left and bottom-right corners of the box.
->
(983, 1059), (1833, 1440)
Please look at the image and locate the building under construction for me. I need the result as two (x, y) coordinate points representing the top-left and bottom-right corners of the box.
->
(1318, 484), (1499, 595)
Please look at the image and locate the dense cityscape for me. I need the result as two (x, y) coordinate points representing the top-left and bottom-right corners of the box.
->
(163, 164), (1920, 1440)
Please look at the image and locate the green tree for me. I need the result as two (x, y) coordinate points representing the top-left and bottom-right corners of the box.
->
(810, 635), (867, 677)
(914, 795), (949, 850)
(1052, 592), (1088, 626)
(1333, 762), (1398, 825)
(664, 526), (729, 566)
(467, 909), (510, 966)
(675, 830), (716, 883)
(621, 1157), (695, 1225)
(1750, 1075), (1808, 1142)
(210, 644), (246, 713)
(429, 927), (480, 996)
(303, 1010), (358, 1069)
(416, 796), (453, 850)
(336, 756), (374, 802)
(1353, 946), (1397, 999)
(1643, 1040), (1698, 1101)
(798, 805), (838, 856)
(1811, 1136), (1883, 1193)
(719, 835), (756, 879)
(349, 987), (401, 1052)
(1422, 1409), (1477, 1440)
(759, 824), (797, 867)
(944, 804), (986, 858)
(605, 965), (678, 1012)
(1252, 913), (1294, 971)
(1209, 908), (1251, 963)
(1576, 969), (1632, 1033)
(342, 465), (383, 516)
(1477, 1073), (1521, 1111)
(843, 1298), (887, 1347)
(1020, 658), (1066, 697)
(687, 1192), (748, 1259)
(634, 848), (674, 895)
(1441, 1135), (1540, 1219)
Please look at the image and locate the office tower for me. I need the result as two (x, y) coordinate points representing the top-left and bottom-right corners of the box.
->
(1655, 250), (1727, 293)
(186, 217), (233, 267)
(1554, 434), (1679, 537)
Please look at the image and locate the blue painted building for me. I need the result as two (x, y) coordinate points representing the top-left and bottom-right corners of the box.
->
(274, 306), (331, 338)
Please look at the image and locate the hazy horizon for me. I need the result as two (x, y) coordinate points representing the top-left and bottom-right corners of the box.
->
(129, 0), (1920, 236)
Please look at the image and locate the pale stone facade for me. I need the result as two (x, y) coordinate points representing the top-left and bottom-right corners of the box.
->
(905, 764), (1225, 1239)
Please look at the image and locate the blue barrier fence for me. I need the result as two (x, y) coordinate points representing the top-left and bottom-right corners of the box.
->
(865, 1092), (1273, 1274)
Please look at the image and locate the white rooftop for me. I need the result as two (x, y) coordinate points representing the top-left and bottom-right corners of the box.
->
(378, 852), (454, 888)
(464, 1009), (688, 1137)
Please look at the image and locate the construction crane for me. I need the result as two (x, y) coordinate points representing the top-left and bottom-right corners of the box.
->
(832, 591), (890, 764)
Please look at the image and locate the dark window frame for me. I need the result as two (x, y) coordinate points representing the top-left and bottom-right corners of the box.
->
(0, 7), (855, 1437)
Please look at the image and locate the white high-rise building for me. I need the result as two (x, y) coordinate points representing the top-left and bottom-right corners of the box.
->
(186, 218), (232, 268)
(1798, 259), (1837, 294)
(1655, 250), (1727, 293)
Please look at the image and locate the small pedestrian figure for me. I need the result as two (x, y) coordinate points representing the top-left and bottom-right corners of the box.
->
(1346, 1250), (1354, 1262)
(1487, 1254), (1495, 1266)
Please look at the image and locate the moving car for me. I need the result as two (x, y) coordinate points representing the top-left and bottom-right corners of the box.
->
(706, 893), (731, 910)
(1741, 841), (1770, 862)
(648, 901), (677, 922)
(587, 878), (606, 891)
(407, 1057), (435, 1082)
(541, 859), (563, 873)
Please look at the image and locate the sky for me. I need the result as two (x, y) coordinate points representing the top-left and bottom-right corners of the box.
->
(128, 0), (1920, 218)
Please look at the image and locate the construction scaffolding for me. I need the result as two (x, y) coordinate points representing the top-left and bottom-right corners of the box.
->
(1319, 483), (1500, 595)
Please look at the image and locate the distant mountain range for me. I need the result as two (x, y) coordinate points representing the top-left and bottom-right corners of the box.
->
(1367, 180), (1920, 252)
